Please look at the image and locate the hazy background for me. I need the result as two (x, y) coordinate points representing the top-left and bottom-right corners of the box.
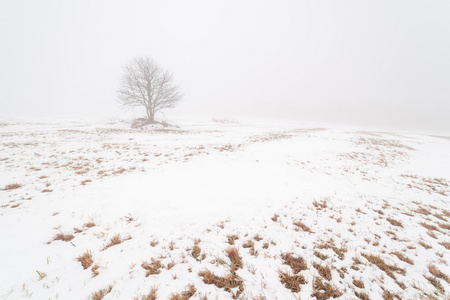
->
(1, 0), (449, 133)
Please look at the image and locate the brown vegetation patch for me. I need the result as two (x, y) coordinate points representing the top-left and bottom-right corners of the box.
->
(353, 279), (365, 289)
(424, 275), (444, 293)
(225, 247), (243, 271)
(3, 183), (21, 190)
(102, 234), (122, 250)
(386, 218), (403, 228)
(439, 241), (450, 250)
(293, 220), (311, 232)
(419, 222), (439, 231)
(91, 285), (112, 300)
(382, 290), (400, 300)
(142, 259), (164, 276)
(390, 251), (414, 265)
(84, 221), (96, 228)
(428, 265), (450, 283)
(361, 253), (405, 279)
(138, 286), (158, 300)
(227, 234), (239, 245)
(281, 253), (307, 273)
(313, 200), (328, 210)
(311, 276), (343, 300)
(77, 251), (93, 269)
(414, 207), (431, 215)
(419, 240), (432, 249)
(199, 270), (244, 299)
(170, 284), (196, 300)
(271, 214), (279, 222)
(53, 232), (74, 242)
(314, 251), (328, 261)
(279, 271), (306, 293)
(355, 291), (370, 300)
(242, 240), (254, 248)
(92, 265), (100, 277)
(437, 222), (450, 230)
(313, 263), (332, 281)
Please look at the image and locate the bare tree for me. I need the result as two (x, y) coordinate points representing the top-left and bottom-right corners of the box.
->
(117, 56), (183, 123)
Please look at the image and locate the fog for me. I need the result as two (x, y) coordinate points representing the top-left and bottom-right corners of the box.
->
(1, 0), (449, 133)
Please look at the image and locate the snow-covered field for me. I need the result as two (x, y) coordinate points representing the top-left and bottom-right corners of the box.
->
(0, 118), (449, 300)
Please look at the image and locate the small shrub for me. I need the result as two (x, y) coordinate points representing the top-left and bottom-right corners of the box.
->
(91, 285), (112, 300)
(281, 253), (307, 273)
(77, 251), (93, 269)
(53, 232), (74, 242)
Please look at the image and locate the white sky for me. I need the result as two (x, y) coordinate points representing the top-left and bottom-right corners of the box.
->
(0, 0), (449, 133)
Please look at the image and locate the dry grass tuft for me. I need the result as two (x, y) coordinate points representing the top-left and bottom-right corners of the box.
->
(414, 207), (431, 215)
(77, 251), (93, 269)
(424, 275), (444, 293)
(92, 264), (100, 277)
(3, 183), (22, 190)
(355, 291), (370, 300)
(439, 241), (450, 250)
(313, 200), (328, 210)
(84, 221), (96, 228)
(314, 251), (328, 261)
(293, 220), (311, 232)
(253, 234), (263, 241)
(428, 265), (450, 283)
(311, 276), (343, 300)
(390, 251), (414, 265)
(353, 279), (365, 289)
(138, 285), (158, 300)
(382, 290), (400, 300)
(53, 232), (74, 242)
(361, 253), (405, 279)
(199, 270), (244, 298)
(170, 284), (196, 300)
(227, 234), (239, 245)
(420, 222), (439, 231)
(225, 247), (243, 271)
(419, 240), (432, 249)
(142, 259), (164, 276)
(386, 218), (403, 228)
(91, 285), (112, 300)
(242, 239), (254, 248)
(437, 222), (450, 230)
(271, 214), (279, 222)
(279, 271), (306, 293)
(313, 263), (332, 281)
(102, 234), (122, 250)
(281, 253), (307, 273)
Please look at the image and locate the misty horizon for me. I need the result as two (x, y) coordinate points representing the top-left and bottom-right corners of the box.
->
(1, 1), (449, 134)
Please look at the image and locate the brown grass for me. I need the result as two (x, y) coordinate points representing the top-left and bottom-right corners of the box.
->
(253, 234), (263, 241)
(225, 247), (243, 271)
(84, 221), (96, 228)
(199, 270), (244, 299)
(271, 214), (279, 222)
(428, 265), (450, 283)
(355, 291), (370, 300)
(313, 200), (328, 210)
(138, 285), (158, 300)
(91, 285), (112, 300)
(439, 241), (450, 250)
(361, 253), (405, 279)
(314, 251), (328, 261)
(242, 240), (254, 248)
(414, 207), (431, 215)
(102, 234), (122, 250)
(281, 253), (307, 273)
(293, 220), (311, 232)
(92, 264), (100, 277)
(170, 284), (196, 300)
(353, 279), (365, 289)
(142, 259), (164, 276)
(420, 222), (439, 231)
(386, 218), (403, 228)
(437, 222), (450, 230)
(77, 251), (93, 269)
(424, 275), (444, 293)
(53, 232), (74, 242)
(279, 271), (306, 293)
(192, 244), (201, 259)
(3, 183), (21, 190)
(311, 276), (343, 300)
(227, 234), (239, 245)
(419, 240), (432, 249)
(382, 290), (400, 300)
(390, 251), (414, 265)
(313, 263), (331, 281)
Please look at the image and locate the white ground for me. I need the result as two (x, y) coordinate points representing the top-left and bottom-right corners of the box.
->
(0, 118), (449, 300)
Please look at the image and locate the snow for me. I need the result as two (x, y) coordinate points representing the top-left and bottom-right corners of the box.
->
(0, 118), (449, 299)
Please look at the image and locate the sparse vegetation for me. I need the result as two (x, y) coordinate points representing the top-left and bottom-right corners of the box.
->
(170, 284), (196, 300)
(279, 271), (306, 293)
(91, 285), (112, 300)
(199, 270), (244, 298)
(77, 251), (93, 269)
(3, 183), (22, 190)
(142, 259), (164, 276)
(281, 253), (307, 273)
(53, 232), (74, 242)
(311, 276), (343, 300)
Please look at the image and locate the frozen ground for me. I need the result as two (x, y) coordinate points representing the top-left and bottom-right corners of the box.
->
(0, 118), (449, 300)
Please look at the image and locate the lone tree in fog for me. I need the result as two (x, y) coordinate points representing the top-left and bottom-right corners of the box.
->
(117, 56), (183, 123)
